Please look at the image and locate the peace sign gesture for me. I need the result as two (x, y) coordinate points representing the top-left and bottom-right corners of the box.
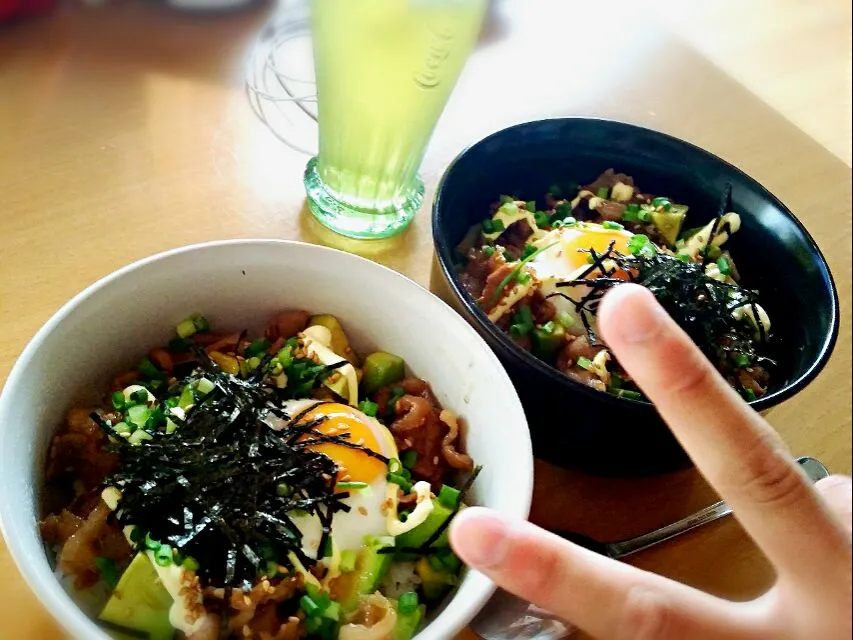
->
(451, 284), (852, 640)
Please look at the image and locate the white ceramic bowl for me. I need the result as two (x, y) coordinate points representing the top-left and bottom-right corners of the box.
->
(0, 239), (533, 640)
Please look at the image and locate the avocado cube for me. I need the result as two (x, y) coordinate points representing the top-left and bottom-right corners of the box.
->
(98, 552), (174, 640)
(392, 604), (424, 640)
(396, 498), (457, 549)
(362, 352), (406, 394)
(651, 207), (687, 246)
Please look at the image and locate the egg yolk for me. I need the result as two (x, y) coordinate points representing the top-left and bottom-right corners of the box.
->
(297, 403), (387, 484)
(561, 227), (633, 277)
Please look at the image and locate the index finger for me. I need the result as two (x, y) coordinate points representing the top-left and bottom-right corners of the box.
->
(597, 284), (850, 583)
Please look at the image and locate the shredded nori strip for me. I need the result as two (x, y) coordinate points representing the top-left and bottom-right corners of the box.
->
(97, 356), (383, 590)
(556, 245), (772, 376)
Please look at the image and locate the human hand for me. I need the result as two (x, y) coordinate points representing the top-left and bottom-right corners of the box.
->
(451, 284), (852, 640)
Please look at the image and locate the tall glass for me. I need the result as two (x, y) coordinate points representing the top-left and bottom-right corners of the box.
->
(304, 0), (487, 239)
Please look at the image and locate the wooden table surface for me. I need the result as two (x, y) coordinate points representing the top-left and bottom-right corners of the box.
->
(1, 1), (850, 638)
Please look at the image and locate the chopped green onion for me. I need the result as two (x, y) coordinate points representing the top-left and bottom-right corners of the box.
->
(94, 557), (120, 589)
(743, 388), (757, 402)
(675, 253), (692, 263)
(428, 554), (445, 572)
(602, 221), (624, 230)
(491, 219), (506, 232)
(438, 549), (462, 573)
(178, 385), (195, 410)
(398, 591), (419, 615)
(438, 485), (461, 509)
(129, 389), (149, 405)
(525, 200), (536, 212)
(126, 404), (151, 427)
(358, 399), (378, 417)
(509, 324), (528, 338)
(509, 305), (535, 337)
(623, 203), (641, 222)
(305, 616), (323, 634)
(627, 234), (649, 254)
(482, 245), (495, 258)
(300, 595), (321, 618)
(705, 245), (723, 260)
(154, 544), (173, 567)
(556, 311), (575, 329)
(128, 429), (153, 445)
(652, 197), (672, 210)
(263, 560), (279, 578)
(191, 314), (210, 332)
(276, 346), (294, 368)
(563, 216), (578, 226)
(637, 209), (653, 222)
(276, 482), (291, 497)
(112, 422), (131, 435)
(481, 219), (495, 234)
(388, 458), (403, 474)
(576, 356), (594, 370)
(540, 320), (556, 335)
(322, 536), (334, 559)
(717, 256), (731, 276)
(323, 601), (341, 622)
(387, 473), (412, 493)
(111, 391), (126, 410)
(175, 317), (198, 339)
(734, 353), (752, 367)
(138, 358), (163, 380)
(586, 254), (596, 264)
(244, 339), (270, 358)
(401, 450), (418, 469)
(534, 211), (550, 227)
(609, 389), (644, 401)
(516, 272), (531, 285)
(195, 377), (215, 396)
(499, 194), (515, 205)
(522, 244), (538, 259)
(554, 202), (573, 219)
(596, 187), (610, 199)
(336, 481), (368, 491)
(340, 549), (358, 573)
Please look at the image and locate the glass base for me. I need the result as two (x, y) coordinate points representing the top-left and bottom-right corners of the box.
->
(303, 157), (424, 240)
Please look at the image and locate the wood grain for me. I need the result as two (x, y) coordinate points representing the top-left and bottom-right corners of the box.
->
(1, 1), (850, 639)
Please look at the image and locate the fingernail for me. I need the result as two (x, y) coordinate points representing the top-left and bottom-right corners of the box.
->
(601, 285), (666, 344)
(450, 508), (511, 569)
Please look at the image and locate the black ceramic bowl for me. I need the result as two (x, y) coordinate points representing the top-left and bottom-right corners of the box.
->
(431, 118), (840, 476)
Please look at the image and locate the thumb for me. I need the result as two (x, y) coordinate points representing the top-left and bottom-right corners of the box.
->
(815, 475), (852, 537)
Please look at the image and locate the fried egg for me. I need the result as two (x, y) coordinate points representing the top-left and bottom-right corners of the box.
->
(272, 399), (399, 560)
(528, 223), (634, 334)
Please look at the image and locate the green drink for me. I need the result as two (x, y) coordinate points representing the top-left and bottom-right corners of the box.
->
(304, 0), (487, 239)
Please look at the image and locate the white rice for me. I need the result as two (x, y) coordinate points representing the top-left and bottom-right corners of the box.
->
(380, 561), (421, 599)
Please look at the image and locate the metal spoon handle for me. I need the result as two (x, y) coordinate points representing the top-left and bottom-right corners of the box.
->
(605, 455), (829, 559)
(604, 499), (732, 558)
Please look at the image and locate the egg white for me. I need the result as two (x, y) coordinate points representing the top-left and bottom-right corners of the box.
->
(528, 224), (634, 334)
(273, 399), (399, 559)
